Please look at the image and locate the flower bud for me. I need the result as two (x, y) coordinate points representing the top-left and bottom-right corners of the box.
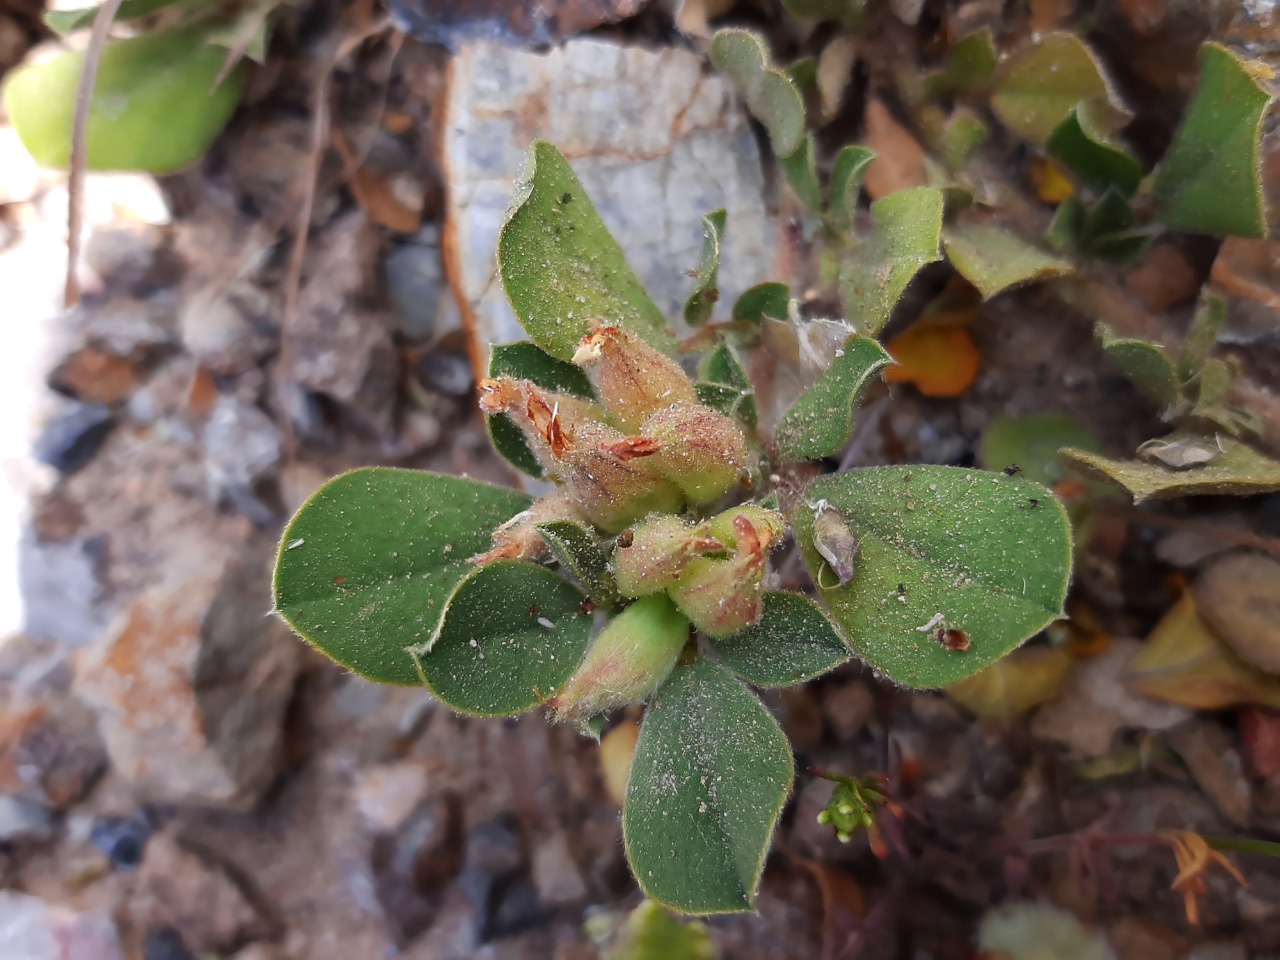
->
(613, 515), (725, 598)
(641, 402), (749, 505)
(669, 511), (781, 637)
(549, 594), (690, 723)
(704, 504), (785, 550)
(572, 321), (698, 431)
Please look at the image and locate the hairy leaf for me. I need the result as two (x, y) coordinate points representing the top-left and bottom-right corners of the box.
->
(794, 466), (1073, 687)
(684, 209), (727, 326)
(829, 144), (876, 235)
(537, 519), (622, 608)
(840, 186), (944, 336)
(980, 412), (1100, 487)
(776, 334), (894, 460)
(732, 282), (791, 324)
(710, 30), (806, 158)
(921, 29), (997, 99)
(1047, 101), (1143, 197)
(274, 468), (532, 685)
(943, 223), (1074, 299)
(498, 141), (674, 360)
(1179, 294), (1226, 381)
(710, 592), (850, 687)
(698, 341), (757, 426)
(487, 341), (597, 477)
(780, 135), (822, 213)
(1153, 43), (1276, 239)
(1061, 434), (1280, 501)
(623, 658), (793, 914)
(1096, 323), (1180, 412)
(412, 560), (591, 716)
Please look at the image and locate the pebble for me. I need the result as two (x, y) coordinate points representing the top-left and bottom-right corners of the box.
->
(90, 815), (152, 869)
(32, 402), (114, 474)
(0, 794), (53, 844)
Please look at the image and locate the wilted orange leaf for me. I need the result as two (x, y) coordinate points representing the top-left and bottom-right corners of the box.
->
(1031, 156), (1076, 204)
(884, 322), (981, 397)
(947, 645), (1073, 719)
(1128, 593), (1280, 710)
(600, 719), (639, 806)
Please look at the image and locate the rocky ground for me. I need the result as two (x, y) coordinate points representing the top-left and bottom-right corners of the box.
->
(1, 0), (1280, 958)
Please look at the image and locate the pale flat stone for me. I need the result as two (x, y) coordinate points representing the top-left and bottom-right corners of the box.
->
(442, 38), (774, 363)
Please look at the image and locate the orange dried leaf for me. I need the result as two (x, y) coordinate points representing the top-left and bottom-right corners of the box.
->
(946, 645), (1073, 719)
(1032, 155), (1077, 204)
(883, 323), (981, 397)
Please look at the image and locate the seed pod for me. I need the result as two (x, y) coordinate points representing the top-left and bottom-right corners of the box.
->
(613, 515), (725, 598)
(549, 594), (690, 722)
(705, 504), (786, 549)
(669, 513), (779, 637)
(641, 402), (749, 505)
(472, 490), (584, 565)
(572, 322), (698, 431)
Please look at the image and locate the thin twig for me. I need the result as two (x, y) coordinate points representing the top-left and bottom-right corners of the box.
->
(64, 0), (127, 308)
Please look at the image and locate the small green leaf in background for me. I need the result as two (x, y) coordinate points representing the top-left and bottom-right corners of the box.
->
(710, 30), (806, 159)
(413, 560), (591, 716)
(498, 141), (674, 360)
(943, 223), (1075, 299)
(1179, 294), (1226, 381)
(921, 29), (998, 99)
(487, 341), (597, 477)
(698, 341), (757, 427)
(781, 0), (867, 26)
(1079, 189), (1151, 265)
(1061, 435), (1280, 502)
(44, 0), (180, 35)
(775, 333), (894, 460)
(732, 282), (791, 324)
(980, 412), (1101, 488)
(588, 900), (715, 960)
(273, 468), (532, 685)
(793, 466), (1073, 688)
(779, 135), (823, 213)
(1153, 43), (1276, 239)
(991, 32), (1126, 146)
(4, 23), (246, 173)
(1045, 196), (1085, 252)
(710, 592), (850, 687)
(840, 186), (944, 336)
(1047, 101), (1143, 197)
(684, 209), (728, 326)
(1096, 323), (1180, 412)
(940, 109), (989, 171)
(828, 145), (876, 234)
(537, 519), (622, 608)
(623, 658), (793, 914)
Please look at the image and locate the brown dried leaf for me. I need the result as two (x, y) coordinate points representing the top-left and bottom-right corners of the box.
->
(1194, 552), (1280, 674)
(862, 99), (926, 200)
(947, 645), (1073, 720)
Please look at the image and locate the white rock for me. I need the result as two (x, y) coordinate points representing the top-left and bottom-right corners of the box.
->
(0, 892), (122, 960)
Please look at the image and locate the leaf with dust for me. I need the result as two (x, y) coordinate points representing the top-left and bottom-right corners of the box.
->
(828, 144), (876, 235)
(1096, 323), (1180, 412)
(775, 333), (894, 460)
(709, 592), (850, 687)
(537, 518), (622, 608)
(411, 560), (591, 716)
(486, 341), (597, 478)
(840, 186), (944, 336)
(709, 29), (806, 159)
(623, 658), (793, 914)
(697, 340), (757, 427)
(1128, 592), (1280, 711)
(1153, 43), (1276, 239)
(1062, 434), (1280, 502)
(919, 29), (997, 99)
(943, 223), (1075, 299)
(273, 468), (532, 685)
(990, 32), (1127, 146)
(946, 645), (1073, 719)
(498, 140), (674, 360)
(793, 466), (1073, 688)
(684, 209), (727, 326)
(732, 282), (790, 324)
(779, 135), (822, 213)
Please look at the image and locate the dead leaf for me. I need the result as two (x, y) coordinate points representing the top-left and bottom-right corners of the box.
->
(883, 321), (980, 397)
(600, 719), (638, 806)
(816, 35), (859, 125)
(1239, 707), (1280, 779)
(1128, 593), (1280, 710)
(947, 645), (1073, 720)
(862, 99), (927, 200)
(1194, 552), (1280, 674)
(1031, 156), (1076, 204)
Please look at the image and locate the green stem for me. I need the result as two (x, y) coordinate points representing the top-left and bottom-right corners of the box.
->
(1205, 836), (1280, 858)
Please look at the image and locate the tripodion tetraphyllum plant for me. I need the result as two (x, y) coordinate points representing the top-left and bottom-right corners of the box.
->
(273, 135), (1075, 914)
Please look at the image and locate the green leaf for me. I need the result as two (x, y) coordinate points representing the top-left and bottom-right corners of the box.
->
(980, 412), (1101, 487)
(943, 223), (1075, 299)
(710, 30), (806, 159)
(536, 519), (622, 608)
(1179, 294), (1226, 381)
(991, 33), (1126, 146)
(412, 560), (591, 716)
(497, 141), (674, 360)
(710, 592), (850, 686)
(273, 468), (532, 686)
(1062, 435), (1280, 501)
(1047, 101), (1143, 197)
(487, 341), (597, 478)
(623, 658), (793, 914)
(793, 466), (1073, 688)
(781, 0), (867, 25)
(697, 341), (757, 427)
(828, 145), (875, 235)
(1097, 322), (1180, 412)
(840, 186), (945, 336)
(684, 209), (727, 326)
(775, 334), (894, 460)
(779, 135), (822, 213)
(589, 900), (715, 960)
(44, 0), (182, 35)
(1076, 190), (1152, 266)
(921, 29), (998, 99)
(732, 282), (790, 324)
(1153, 43), (1276, 239)
(941, 109), (988, 171)
(1045, 196), (1085, 252)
